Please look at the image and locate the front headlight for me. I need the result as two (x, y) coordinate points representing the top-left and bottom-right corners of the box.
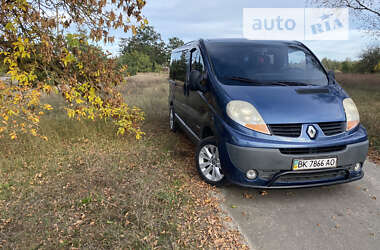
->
(226, 100), (270, 134)
(343, 98), (360, 131)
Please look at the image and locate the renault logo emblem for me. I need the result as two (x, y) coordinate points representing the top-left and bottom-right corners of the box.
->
(307, 125), (317, 139)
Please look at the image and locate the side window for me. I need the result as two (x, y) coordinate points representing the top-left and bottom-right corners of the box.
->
(191, 49), (207, 86)
(288, 49), (306, 69)
(169, 53), (177, 80)
(169, 51), (187, 82)
(191, 50), (204, 72)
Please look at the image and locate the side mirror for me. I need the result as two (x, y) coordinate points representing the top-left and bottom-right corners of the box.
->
(328, 70), (335, 83)
(189, 70), (202, 91)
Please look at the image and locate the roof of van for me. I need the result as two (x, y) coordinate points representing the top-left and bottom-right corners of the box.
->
(204, 38), (301, 45)
(173, 38), (303, 52)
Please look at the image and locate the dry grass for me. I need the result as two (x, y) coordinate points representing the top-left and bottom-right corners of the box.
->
(2, 72), (377, 248)
(336, 73), (380, 162)
(0, 73), (247, 249)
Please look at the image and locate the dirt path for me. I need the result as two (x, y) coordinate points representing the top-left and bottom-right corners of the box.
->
(221, 161), (380, 250)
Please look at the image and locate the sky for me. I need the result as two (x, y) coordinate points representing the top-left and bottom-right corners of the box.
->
(101, 0), (379, 61)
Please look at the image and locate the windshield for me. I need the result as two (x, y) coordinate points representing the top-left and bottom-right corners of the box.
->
(207, 43), (328, 86)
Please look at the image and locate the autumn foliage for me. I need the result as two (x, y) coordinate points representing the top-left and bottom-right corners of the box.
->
(0, 0), (148, 139)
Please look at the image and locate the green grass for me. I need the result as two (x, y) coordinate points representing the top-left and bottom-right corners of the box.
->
(336, 73), (380, 160)
(0, 73), (246, 249)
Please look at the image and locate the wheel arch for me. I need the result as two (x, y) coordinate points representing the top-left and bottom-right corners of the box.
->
(201, 126), (215, 139)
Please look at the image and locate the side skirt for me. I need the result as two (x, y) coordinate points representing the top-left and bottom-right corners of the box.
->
(174, 113), (201, 144)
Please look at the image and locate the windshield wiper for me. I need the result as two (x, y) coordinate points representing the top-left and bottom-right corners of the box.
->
(227, 76), (263, 84)
(227, 77), (288, 86)
(272, 81), (318, 86)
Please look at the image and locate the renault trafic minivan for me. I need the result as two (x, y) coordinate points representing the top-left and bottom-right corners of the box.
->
(168, 39), (368, 188)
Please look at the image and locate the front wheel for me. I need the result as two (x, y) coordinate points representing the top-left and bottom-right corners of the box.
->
(196, 137), (226, 186)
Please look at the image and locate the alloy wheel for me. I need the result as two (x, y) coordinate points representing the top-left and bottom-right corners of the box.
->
(198, 144), (224, 182)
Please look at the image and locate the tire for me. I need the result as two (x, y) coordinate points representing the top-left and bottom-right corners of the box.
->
(196, 136), (226, 186)
(169, 106), (178, 132)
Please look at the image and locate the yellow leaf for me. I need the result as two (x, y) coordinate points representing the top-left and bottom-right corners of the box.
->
(75, 98), (84, 104)
(43, 104), (53, 110)
(89, 87), (96, 97)
(117, 127), (125, 135)
(5, 22), (14, 31)
(7, 110), (16, 117)
(132, 25), (137, 36)
(42, 84), (52, 93)
(67, 109), (76, 118)
(30, 129), (37, 136)
(10, 132), (17, 140)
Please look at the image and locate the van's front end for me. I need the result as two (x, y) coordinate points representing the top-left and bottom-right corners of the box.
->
(203, 39), (369, 188)
(216, 110), (368, 188)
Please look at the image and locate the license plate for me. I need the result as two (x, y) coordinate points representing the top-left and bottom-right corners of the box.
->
(292, 158), (337, 171)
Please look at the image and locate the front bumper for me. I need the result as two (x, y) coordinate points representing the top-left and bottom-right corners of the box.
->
(220, 140), (369, 188)
(228, 169), (364, 189)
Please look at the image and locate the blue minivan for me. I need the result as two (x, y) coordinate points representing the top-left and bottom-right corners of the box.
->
(168, 39), (369, 188)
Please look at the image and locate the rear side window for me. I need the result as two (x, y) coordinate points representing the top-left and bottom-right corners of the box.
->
(170, 50), (187, 82)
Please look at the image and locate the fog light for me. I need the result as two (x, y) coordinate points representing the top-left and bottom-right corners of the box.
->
(246, 170), (258, 180)
(354, 163), (362, 172)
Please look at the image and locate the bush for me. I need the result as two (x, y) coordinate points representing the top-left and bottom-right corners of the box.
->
(321, 46), (380, 74)
(118, 50), (154, 76)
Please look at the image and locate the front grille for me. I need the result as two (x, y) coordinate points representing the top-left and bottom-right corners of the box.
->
(280, 145), (346, 155)
(275, 169), (348, 184)
(318, 122), (346, 136)
(268, 124), (302, 137)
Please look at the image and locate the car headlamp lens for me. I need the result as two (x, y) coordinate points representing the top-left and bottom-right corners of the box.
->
(343, 98), (360, 131)
(226, 100), (270, 134)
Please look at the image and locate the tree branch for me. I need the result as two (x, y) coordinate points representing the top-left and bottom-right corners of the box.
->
(354, 0), (380, 17)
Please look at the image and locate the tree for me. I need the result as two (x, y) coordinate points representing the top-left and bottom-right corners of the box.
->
(309, 0), (380, 38)
(165, 37), (185, 63)
(119, 26), (167, 68)
(166, 37), (185, 53)
(357, 46), (380, 73)
(341, 60), (352, 73)
(0, 0), (147, 140)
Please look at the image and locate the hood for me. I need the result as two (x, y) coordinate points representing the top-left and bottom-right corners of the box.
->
(221, 85), (346, 124)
